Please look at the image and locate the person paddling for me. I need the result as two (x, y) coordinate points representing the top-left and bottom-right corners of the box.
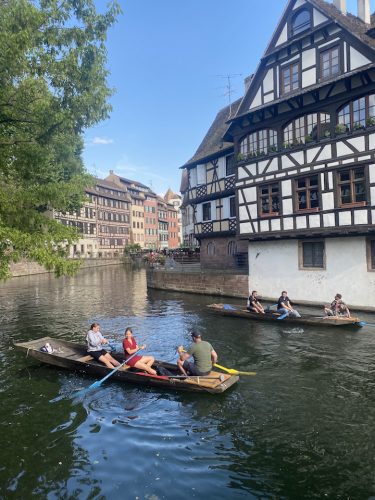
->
(324, 293), (350, 317)
(277, 291), (301, 319)
(177, 331), (218, 376)
(86, 323), (121, 369)
(122, 327), (157, 375)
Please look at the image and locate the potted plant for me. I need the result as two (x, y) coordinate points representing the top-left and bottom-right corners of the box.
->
(237, 153), (245, 161)
(304, 134), (313, 143)
(353, 122), (364, 131)
(335, 123), (347, 135)
(366, 116), (375, 127)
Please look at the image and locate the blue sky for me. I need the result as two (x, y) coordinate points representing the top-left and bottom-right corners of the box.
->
(83, 0), (360, 195)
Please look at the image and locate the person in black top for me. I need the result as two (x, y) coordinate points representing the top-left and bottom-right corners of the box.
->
(277, 291), (301, 319)
(247, 290), (265, 314)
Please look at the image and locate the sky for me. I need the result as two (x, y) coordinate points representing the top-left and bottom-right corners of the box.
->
(83, 0), (361, 195)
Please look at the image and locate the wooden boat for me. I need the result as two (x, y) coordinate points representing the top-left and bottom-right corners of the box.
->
(207, 303), (363, 329)
(14, 337), (239, 394)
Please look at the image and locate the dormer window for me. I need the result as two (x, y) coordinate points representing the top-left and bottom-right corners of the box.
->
(291, 9), (311, 36)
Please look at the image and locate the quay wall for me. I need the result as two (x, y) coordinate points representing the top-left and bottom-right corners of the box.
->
(10, 258), (124, 277)
(147, 269), (248, 298)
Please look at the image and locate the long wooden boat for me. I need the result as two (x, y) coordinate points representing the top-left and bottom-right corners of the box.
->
(207, 303), (363, 329)
(14, 337), (239, 394)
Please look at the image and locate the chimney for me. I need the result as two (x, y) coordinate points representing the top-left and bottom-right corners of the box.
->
(333, 0), (347, 15)
(358, 0), (371, 24)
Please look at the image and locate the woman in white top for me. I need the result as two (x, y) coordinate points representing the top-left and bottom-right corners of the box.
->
(86, 323), (121, 369)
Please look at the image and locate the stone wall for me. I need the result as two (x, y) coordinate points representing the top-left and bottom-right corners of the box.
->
(147, 268), (249, 298)
(199, 236), (248, 270)
(10, 258), (124, 277)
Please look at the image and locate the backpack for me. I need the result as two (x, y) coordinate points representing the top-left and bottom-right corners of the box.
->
(40, 342), (54, 354)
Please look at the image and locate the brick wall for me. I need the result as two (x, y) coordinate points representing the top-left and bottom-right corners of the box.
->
(147, 269), (248, 298)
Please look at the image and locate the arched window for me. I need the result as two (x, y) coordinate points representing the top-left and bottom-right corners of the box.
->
(228, 241), (237, 256)
(239, 129), (277, 157)
(291, 9), (311, 36)
(338, 94), (375, 132)
(207, 242), (215, 256)
(283, 113), (330, 146)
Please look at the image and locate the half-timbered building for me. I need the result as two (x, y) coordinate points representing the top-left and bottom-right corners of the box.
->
(224, 0), (375, 308)
(181, 99), (249, 270)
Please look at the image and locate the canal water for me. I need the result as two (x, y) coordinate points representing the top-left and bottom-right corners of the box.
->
(1, 266), (375, 499)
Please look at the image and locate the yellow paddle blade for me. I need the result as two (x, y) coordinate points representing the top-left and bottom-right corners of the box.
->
(214, 363), (256, 376)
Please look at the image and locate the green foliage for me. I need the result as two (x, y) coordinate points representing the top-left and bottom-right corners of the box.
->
(0, 0), (121, 279)
(124, 244), (142, 255)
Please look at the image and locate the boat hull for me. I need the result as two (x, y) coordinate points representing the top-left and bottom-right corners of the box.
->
(14, 337), (239, 394)
(207, 304), (363, 328)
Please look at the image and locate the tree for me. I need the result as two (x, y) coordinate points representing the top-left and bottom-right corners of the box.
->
(0, 0), (121, 279)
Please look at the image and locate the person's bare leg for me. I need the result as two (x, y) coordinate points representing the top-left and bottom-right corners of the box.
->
(134, 360), (156, 375)
(107, 354), (120, 367)
(99, 354), (116, 369)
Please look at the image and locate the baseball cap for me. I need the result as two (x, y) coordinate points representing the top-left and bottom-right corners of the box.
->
(190, 331), (201, 338)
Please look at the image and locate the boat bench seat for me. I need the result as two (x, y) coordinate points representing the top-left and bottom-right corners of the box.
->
(77, 354), (131, 371)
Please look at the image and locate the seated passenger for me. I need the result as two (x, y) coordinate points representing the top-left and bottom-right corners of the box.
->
(86, 323), (121, 369)
(122, 327), (156, 375)
(324, 293), (350, 317)
(247, 290), (265, 314)
(177, 331), (218, 376)
(277, 291), (301, 319)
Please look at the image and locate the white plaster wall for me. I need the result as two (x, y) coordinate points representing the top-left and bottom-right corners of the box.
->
(263, 69), (274, 93)
(302, 68), (316, 88)
(302, 48), (316, 69)
(349, 46), (371, 70)
(248, 237), (375, 308)
(250, 87), (262, 109)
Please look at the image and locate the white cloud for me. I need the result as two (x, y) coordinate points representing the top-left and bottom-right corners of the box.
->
(91, 136), (114, 145)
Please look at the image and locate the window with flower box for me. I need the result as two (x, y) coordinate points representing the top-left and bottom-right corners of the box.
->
(337, 94), (375, 132)
(283, 113), (330, 146)
(239, 129), (277, 157)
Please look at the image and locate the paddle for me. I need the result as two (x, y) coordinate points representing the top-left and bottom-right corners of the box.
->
(176, 346), (256, 377)
(76, 348), (142, 396)
(213, 363), (256, 376)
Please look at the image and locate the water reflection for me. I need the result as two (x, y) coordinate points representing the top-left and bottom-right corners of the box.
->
(0, 266), (375, 498)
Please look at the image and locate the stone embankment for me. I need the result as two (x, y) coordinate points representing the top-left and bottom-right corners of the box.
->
(10, 258), (125, 277)
(146, 268), (248, 298)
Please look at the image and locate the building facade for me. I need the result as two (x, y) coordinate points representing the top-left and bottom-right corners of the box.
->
(180, 99), (248, 270)
(223, 0), (375, 308)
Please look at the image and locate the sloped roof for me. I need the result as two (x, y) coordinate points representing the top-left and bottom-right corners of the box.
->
(181, 97), (243, 169)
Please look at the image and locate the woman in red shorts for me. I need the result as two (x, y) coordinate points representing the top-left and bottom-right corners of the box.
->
(122, 327), (157, 375)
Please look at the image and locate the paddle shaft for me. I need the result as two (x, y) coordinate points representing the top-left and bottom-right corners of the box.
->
(89, 348), (142, 389)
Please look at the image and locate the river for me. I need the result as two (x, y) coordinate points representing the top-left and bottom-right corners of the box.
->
(0, 265), (375, 499)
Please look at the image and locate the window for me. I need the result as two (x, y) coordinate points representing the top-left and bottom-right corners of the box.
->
(295, 175), (319, 211)
(300, 241), (325, 268)
(229, 196), (236, 218)
(228, 241), (237, 256)
(226, 154), (235, 176)
(202, 202), (211, 221)
(281, 62), (300, 95)
(291, 9), (311, 36)
(337, 167), (366, 206)
(320, 46), (340, 80)
(284, 113), (330, 145)
(259, 183), (280, 215)
(367, 239), (375, 270)
(239, 129), (277, 156)
(338, 94), (375, 132)
(207, 242), (215, 256)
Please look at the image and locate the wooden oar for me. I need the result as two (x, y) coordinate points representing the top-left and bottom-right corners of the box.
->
(76, 349), (142, 396)
(214, 363), (256, 376)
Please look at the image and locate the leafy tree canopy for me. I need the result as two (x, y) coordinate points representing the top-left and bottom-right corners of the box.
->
(0, 0), (121, 279)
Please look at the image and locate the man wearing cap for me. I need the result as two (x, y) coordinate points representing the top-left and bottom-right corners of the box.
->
(177, 331), (218, 376)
